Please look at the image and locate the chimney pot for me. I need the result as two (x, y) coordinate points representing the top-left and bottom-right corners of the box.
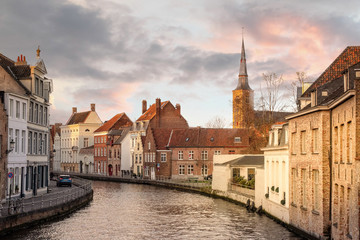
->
(72, 107), (77, 114)
(91, 103), (95, 111)
(176, 103), (181, 115)
(17, 56), (20, 62)
(142, 100), (147, 114)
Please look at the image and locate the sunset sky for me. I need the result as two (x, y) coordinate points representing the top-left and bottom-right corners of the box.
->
(1, 0), (360, 127)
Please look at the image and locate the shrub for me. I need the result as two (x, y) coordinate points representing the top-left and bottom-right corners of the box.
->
(239, 179), (247, 185)
(275, 187), (279, 193)
(271, 186), (275, 191)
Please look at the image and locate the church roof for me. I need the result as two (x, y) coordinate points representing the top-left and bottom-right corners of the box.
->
(234, 36), (252, 90)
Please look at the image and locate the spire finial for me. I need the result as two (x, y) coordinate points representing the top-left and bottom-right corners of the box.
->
(36, 45), (41, 58)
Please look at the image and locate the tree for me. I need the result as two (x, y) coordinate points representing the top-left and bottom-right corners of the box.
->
(205, 115), (229, 128)
(289, 71), (311, 111)
(257, 72), (288, 118)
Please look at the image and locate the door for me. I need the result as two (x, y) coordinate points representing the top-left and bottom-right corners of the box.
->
(151, 167), (155, 180)
(108, 164), (113, 176)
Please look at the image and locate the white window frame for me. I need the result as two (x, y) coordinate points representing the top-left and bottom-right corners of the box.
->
(161, 153), (167, 162)
(178, 150), (183, 160)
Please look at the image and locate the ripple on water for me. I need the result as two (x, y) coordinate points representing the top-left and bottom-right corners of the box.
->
(5, 181), (304, 240)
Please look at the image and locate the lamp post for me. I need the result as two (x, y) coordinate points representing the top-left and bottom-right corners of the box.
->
(6, 139), (15, 154)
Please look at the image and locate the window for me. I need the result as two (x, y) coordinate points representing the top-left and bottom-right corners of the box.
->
(101, 148), (103, 156)
(178, 150), (183, 160)
(33, 132), (37, 154)
(135, 154), (138, 163)
(313, 170), (319, 211)
(291, 133), (296, 154)
(35, 78), (39, 95)
(34, 104), (38, 123)
(137, 143), (140, 151)
(234, 137), (241, 143)
(39, 133), (43, 154)
(9, 128), (13, 150)
(104, 147), (106, 156)
(340, 124), (344, 162)
(40, 80), (43, 97)
(201, 151), (208, 160)
(312, 129), (319, 153)
(9, 99), (14, 117)
(29, 102), (33, 122)
(152, 153), (155, 162)
(109, 150), (112, 158)
(347, 122), (351, 163)
(22, 103), (26, 120)
(28, 131), (32, 154)
(44, 107), (47, 126)
(148, 142), (151, 150)
(84, 138), (89, 148)
(44, 134), (47, 154)
(15, 130), (19, 153)
(187, 165), (194, 175)
(201, 165), (208, 176)
(21, 131), (25, 153)
(300, 131), (306, 154)
(39, 105), (43, 125)
(301, 169), (307, 207)
(161, 153), (167, 162)
(139, 154), (142, 163)
(179, 165), (185, 175)
(292, 168), (297, 204)
(214, 150), (221, 155)
(16, 101), (20, 118)
(188, 151), (194, 160)
(228, 150), (235, 154)
(101, 137), (103, 143)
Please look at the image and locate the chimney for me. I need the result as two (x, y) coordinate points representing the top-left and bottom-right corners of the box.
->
(175, 103), (181, 115)
(142, 100), (147, 114)
(91, 103), (95, 111)
(155, 98), (161, 115)
(72, 107), (77, 114)
(15, 54), (28, 66)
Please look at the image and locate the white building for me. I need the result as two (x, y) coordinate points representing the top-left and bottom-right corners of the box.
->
(5, 93), (28, 198)
(261, 122), (289, 223)
(129, 121), (149, 176)
(60, 105), (102, 173)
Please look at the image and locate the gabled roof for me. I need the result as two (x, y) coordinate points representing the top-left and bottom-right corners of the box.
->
(66, 111), (91, 125)
(152, 128), (173, 150)
(303, 46), (360, 97)
(137, 101), (170, 121)
(9, 65), (31, 79)
(94, 113), (132, 133)
(167, 128), (249, 148)
(113, 127), (131, 145)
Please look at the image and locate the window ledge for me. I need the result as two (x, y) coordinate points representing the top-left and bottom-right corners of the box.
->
(311, 210), (320, 215)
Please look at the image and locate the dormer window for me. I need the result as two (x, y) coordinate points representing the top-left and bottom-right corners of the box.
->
(185, 137), (189, 142)
(344, 72), (349, 92)
(321, 91), (328, 97)
(210, 137), (214, 142)
(234, 137), (241, 143)
(311, 90), (317, 107)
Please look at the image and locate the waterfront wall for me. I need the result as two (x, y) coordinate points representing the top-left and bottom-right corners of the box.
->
(0, 178), (93, 236)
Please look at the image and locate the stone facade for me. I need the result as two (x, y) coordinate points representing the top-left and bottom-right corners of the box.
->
(0, 97), (8, 200)
(288, 110), (331, 239)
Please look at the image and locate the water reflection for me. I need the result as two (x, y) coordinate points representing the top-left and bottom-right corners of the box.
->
(6, 181), (303, 240)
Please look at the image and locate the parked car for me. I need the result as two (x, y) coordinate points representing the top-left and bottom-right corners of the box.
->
(57, 175), (72, 187)
(204, 174), (212, 180)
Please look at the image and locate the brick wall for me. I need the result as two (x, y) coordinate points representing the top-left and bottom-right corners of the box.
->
(288, 110), (331, 239)
(0, 98), (8, 200)
(150, 103), (188, 129)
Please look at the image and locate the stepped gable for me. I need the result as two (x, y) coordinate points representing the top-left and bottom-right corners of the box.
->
(66, 111), (91, 125)
(94, 113), (132, 133)
(137, 101), (169, 121)
(167, 128), (249, 148)
(303, 46), (360, 97)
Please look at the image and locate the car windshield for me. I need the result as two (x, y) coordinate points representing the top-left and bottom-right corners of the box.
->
(60, 176), (70, 179)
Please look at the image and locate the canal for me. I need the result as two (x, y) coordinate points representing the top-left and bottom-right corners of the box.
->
(7, 181), (303, 240)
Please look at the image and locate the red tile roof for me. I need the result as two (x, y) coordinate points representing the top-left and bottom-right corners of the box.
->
(94, 113), (132, 132)
(137, 101), (169, 121)
(152, 128), (173, 150)
(167, 128), (249, 148)
(303, 46), (360, 97)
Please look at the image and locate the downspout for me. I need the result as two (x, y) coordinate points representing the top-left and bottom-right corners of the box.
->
(328, 108), (333, 238)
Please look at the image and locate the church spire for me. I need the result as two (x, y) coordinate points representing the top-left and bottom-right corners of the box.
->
(235, 31), (251, 90)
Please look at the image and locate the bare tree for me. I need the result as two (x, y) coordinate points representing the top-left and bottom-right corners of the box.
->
(257, 72), (288, 114)
(205, 115), (228, 128)
(289, 71), (311, 111)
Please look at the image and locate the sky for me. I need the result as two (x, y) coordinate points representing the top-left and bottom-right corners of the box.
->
(1, 0), (360, 127)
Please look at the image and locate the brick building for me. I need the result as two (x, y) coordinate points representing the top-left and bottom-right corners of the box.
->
(168, 128), (250, 180)
(94, 113), (132, 175)
(287, 46), (360, 239)
(107, 128), (130, 177)
(60, 104), (102, 173)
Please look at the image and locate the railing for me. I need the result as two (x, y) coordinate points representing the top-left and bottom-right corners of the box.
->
(0, 177), (92, 218)
(228, 182), (255, 197)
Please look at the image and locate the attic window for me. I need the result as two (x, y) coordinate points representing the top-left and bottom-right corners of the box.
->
(185, 137), (189, 142)
(85, 129), (90, 132)
(234, 137), (241, 143)
(210, 137), (214, 142)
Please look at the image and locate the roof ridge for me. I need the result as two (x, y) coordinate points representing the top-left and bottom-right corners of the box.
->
(0, 53), (15, 64)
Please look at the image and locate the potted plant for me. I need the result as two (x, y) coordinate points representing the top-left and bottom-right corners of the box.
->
(275, 187), (279, 193)
(271, 186), (275, 191)
(281, 199), (286, 205)
(265, 193), (269, 198)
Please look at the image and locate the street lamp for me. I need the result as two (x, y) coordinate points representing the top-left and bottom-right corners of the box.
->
(6, 139), (15, 154)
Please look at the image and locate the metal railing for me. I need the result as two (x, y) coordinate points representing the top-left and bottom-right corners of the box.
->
(0, 177), (92, 218)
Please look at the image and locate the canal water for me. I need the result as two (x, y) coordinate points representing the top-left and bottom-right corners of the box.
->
(6, 181), (303, 240)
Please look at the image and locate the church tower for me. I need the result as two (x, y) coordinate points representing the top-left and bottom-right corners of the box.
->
(233, 35), (254, 128)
